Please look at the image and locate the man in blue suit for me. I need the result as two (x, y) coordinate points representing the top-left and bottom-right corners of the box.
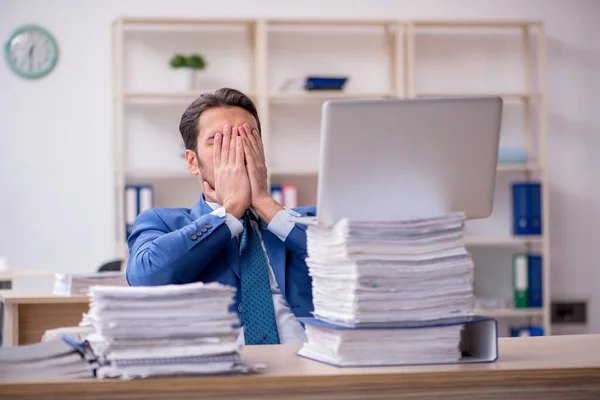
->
(126, 88), (315, 345)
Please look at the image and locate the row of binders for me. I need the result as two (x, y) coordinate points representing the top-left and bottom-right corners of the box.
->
(125, 184), (154, 237)
(512, 182), (542, 236)
(270, 184), (298, 209)
(513, 253), (543, 309)
(296, 212), (498, 367)
(125, 183), (296, 237)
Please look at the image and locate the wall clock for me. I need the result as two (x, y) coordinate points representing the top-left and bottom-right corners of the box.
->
(4, 25), (58, 79)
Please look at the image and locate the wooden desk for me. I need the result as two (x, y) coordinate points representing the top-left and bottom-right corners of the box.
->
(0, 291), (89, 347)
(0, 269), (54, 281)
(1, 334), (600, 399)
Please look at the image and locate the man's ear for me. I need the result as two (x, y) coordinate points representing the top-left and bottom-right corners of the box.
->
(185, 149), (200, 176)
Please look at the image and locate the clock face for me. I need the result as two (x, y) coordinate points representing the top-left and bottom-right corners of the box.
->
(4, 25), (58, 79)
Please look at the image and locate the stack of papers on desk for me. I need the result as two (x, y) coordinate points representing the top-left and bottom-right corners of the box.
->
(85, 281), (254, 379)
(298, 212), (476, 366)
(0, 337), (97, 380)
(53, 272), (128, 295)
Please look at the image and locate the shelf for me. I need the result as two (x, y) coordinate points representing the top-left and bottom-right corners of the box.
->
(270, 163), (541, 176)
(125, 168), (191, 180)
(269, 91), (394, 103)
(496, 163), (543, 172)
(123, 92), (256, 104)
(412, 20), (541, 29)
(119, 18), (255, 30)
(474, 308), (545, 318)
(268, 19), (398, 27)
(270, 168), (319, 176)
(415, 92), (542, 100)
(464, 236), (543, 247)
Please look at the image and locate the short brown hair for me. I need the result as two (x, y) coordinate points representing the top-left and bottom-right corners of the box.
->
(179, 88), (261, 151)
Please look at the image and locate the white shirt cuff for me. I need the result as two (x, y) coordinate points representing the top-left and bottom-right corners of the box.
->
(267, 209), (296, 242)
(210, 207), (243, 238)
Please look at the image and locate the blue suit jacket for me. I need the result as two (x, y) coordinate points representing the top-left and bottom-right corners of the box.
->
(126, 196), (315, 321)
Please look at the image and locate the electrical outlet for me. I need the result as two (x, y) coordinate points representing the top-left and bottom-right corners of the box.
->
(551, 301), (587, 324)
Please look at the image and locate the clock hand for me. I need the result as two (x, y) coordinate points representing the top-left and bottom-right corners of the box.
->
(28, 44), (35, 71)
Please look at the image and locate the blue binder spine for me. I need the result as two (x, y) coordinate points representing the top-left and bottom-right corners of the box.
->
(270, 184), (283, 205)
(512, 183), (530, 235)
(528, 254), (543, 308)
(528, 183), (542, 235)
(512, 182), (542, 235)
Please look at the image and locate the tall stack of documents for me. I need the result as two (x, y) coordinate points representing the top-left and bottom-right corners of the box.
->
(0, 337), (97, 380)
(85, 282), (253, 379)
(298, 212), (477, 366)
(53, 272), (128, 295)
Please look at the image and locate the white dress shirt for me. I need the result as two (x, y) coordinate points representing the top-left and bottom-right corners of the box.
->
(207, 202), (307, 344)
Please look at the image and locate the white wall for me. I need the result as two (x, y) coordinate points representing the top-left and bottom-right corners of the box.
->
(1, 0), (600, 330)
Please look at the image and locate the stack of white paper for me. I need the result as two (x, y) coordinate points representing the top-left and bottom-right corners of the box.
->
(85, 281), (253, 379)
(298, 212), (475, 366)
(299, 322), (464, 366)
(0, 338), (98, 380)
(53, 272), (128, 295)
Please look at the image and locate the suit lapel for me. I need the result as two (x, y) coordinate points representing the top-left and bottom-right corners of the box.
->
(260, 221), (287, 297)
(191, 195), (240, 279)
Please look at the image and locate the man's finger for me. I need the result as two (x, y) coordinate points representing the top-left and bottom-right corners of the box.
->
(221, 124), (231, 166)
(203, 181), (216, 198)
(252, 129), (266, 162)
(213, 132), (222, 169)
(243, 135), (256, 168)
(229, 127), (239, 165)
(236, 134), (245, 167)
(243, 123), (260, 156)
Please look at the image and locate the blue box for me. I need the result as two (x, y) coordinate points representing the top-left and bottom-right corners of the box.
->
(305, 76), (348, 91)
(512, 182), (542, 235)
(510, 326), (544, 337)
(529, 326), (544, 336)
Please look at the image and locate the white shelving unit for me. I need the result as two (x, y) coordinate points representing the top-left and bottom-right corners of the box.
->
(112, 18), (549, 334)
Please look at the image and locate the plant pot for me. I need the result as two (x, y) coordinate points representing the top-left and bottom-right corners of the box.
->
(173, 68), (194, 91)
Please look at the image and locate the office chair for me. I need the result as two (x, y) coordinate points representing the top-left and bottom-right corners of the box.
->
(97, 260), (123, 272)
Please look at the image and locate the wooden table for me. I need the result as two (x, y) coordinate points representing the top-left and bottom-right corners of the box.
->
(1, 334), (600, 399)
(0, 269), (54, 281)
(0, 291), (89, 347)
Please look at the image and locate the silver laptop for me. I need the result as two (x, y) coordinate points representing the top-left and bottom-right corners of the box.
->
(316, 97), (503, 226)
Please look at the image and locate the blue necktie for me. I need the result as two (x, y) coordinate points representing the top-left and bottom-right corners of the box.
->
(239, 212), (280, 345)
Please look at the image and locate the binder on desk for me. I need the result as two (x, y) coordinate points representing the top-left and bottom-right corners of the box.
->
(296, 316), (498, 367)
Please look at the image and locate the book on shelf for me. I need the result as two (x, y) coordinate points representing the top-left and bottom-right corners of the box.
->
(498, 146), (528, 163)
(271, 183), (298, 209)
(125, 184), (154, 238)
(512, 182), (542, 235)
(512, 253), (543, 309)
(510, 325), (544, 337)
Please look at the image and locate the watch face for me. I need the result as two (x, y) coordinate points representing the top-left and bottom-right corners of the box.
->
(4, 25), (58, 79)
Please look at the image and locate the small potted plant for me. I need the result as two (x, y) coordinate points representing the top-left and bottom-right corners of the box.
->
(169, 53), (207, 91)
